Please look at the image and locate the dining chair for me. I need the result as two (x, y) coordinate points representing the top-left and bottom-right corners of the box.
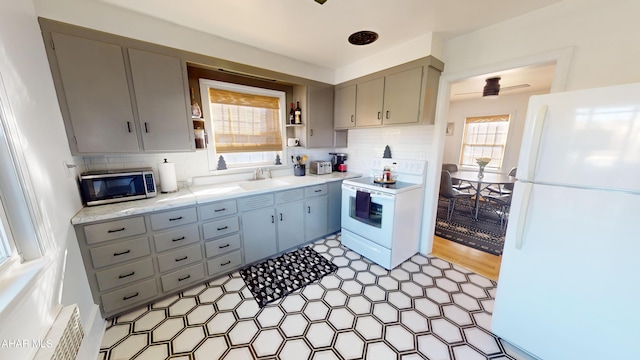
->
(486, 167), (517, 195)
(441, 163), (473, 192)
(483, 193), (512, 231)
(439, 170), (474, 221)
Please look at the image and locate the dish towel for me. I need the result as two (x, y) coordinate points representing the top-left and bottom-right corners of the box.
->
(355, 190), (371, 219)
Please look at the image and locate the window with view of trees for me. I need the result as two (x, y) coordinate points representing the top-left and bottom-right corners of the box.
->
(459, 114), (510, 169)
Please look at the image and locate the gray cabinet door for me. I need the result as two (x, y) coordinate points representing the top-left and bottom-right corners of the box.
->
(306, 86), (335, 148)
(242, 208), (277, 264)
(276, 201), (305, 252)
(128, 48), (192, 152)
(52, 33), (139, 153)
(305, 196), (328, 241)
(355, 77), (384, 127)
(327, 181), (343, 234)
(382, 66), (424, 125)
(334, 85), (356, 129)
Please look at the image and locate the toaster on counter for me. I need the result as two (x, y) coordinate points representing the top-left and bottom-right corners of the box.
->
(309, 161), (333, 175)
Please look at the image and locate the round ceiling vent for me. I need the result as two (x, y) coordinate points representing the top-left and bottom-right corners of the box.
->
(348, 30), (379, 46)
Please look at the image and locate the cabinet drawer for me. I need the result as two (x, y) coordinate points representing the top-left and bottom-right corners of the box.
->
(84, 217), (146, 245)
(95, 258), (155, 292)
(153, 225), (200, 253)
(157, 244), (203, 273)
(90, 237), (150, 269)
(149, 207), (197, 231)
(101, 278), (158, 314)
(160, 263), (205, 292)
(199, 200), (238, 221)
(207, 250), (242, 276)
(202, 217), (239, 240)
(276, 189), (304, 204)
(238, 194), (274, 211)
(305, 184), (328, 198)
(205, 234), (241, 258)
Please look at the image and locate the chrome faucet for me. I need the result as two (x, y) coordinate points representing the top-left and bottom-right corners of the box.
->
(253, 168), (263, 180)
(253, 168), (272, 180)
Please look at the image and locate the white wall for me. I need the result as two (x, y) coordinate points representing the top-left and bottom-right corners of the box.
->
(420, 0), (640, 254)
(0, 0), (100, 358)
(443, 90), (549, 172)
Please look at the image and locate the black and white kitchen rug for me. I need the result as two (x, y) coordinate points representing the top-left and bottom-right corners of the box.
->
(239, 246), (338, 307)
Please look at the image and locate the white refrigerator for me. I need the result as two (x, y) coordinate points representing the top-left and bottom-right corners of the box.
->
(491, 82), (640, 360)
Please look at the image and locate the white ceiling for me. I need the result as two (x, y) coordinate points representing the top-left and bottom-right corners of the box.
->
(99, 0), (563, 70)
(450, 63), (557, 101)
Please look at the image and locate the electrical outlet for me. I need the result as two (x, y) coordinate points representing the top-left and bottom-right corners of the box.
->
(62, 161), (76, 178)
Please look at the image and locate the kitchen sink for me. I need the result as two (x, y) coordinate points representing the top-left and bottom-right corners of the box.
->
(238, 178), (289, 190)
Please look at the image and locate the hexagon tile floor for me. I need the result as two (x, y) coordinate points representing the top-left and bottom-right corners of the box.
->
(98, 234), (533, 360)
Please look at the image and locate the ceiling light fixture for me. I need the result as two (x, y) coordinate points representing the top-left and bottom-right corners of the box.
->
(315, 0), (327, 4)
(483, 77), (501, 99)
(348, 31), (379, 46)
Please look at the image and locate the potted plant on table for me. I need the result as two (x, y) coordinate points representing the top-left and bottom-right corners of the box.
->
(476, 157), (491, 178)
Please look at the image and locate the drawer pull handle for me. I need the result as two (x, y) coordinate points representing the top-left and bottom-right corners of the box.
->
(271, 215), (275, 223)
(119, 272), (135, 279)
(114, 250), (131, 256)
(178, 275), (191, 282)
(172, 236), (185, 242)
(280, 213), (283, 221)
(221, 260), (231, 266)
(217, 226), (228, 231)
(214, 208), (227, 212)
(126, 122), (131, 133)
(123, 292), (139, 300)
(219, 244), (230, 249)
(108, 227), (126, 233)
(175, 256), (188, 262)
(169, 216), (183, 221)
(307, 206), (311, 213)
(314, 189), (322, 193)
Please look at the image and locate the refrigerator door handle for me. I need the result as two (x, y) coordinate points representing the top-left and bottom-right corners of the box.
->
(515, 182), (533, 249)
(522, 105), (548, 181)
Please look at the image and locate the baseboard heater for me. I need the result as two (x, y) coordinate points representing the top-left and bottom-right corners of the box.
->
(34, 304), (84, 360)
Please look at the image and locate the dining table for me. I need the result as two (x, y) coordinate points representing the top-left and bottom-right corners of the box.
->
(450, 171), (517, 220)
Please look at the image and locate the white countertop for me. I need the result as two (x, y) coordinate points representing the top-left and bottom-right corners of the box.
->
(71, 172), (361, 225)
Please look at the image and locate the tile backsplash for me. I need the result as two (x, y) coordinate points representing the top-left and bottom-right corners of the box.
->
(82, 123), (435, 187)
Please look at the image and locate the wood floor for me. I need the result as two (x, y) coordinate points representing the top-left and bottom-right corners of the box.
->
(430, 235), (502, 281)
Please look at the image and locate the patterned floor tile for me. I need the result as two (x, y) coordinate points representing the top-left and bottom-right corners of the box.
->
(99, 234), (527, 360)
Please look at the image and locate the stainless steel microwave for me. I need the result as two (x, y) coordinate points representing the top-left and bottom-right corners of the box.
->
(80, 168), (157, 206)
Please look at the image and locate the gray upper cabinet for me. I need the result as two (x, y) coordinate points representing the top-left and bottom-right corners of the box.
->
(382, 67), (424, 125)
(52, 33), (140, 153)
(334, 85), (356, 129)
(128, 49), (192, 152)
(355, 77), (385, 127)
(306, 86), (335, 148)
(333, 56), (444, 129)
(43, 21), (194, 155)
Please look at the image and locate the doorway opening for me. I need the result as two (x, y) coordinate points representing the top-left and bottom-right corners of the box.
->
(428, 48), (573, 280)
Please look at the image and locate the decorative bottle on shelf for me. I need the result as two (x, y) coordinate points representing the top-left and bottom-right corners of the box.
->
(190, 88), (202, 118)
(289, 102), (295, 124)
(294, 101), (302, 124)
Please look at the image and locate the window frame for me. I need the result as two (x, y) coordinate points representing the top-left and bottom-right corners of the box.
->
(459, 114), (511, 170)
(199, 79), (287, 171)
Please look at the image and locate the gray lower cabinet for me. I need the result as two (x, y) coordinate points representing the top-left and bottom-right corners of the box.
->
(75, 182), (342, 318)
(241, 207), (277, 264)
(305, 196), (328, 241)
(275, 189), (305, 252)
(327, 180), (343, 234)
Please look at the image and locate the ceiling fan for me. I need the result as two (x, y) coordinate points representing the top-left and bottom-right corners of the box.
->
(454, 77), (531, 97)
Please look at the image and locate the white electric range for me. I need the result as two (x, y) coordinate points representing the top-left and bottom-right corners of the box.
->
(341, 159), (426, 269)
